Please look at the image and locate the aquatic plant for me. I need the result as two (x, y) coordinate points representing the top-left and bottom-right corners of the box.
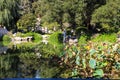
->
(61, 41), (120, 78)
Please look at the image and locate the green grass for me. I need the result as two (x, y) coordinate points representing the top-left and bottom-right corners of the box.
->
(91, 33), (117, 43)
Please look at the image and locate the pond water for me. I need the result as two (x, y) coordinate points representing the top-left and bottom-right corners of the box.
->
(0, 41), (67, 78)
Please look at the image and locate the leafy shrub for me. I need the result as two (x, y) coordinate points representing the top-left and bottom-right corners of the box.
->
(78, 35), (87, 45)
(33, 32), (42, 42)
(91, 33), (117, 43)
(2, 35), (11, 41)
(17, 13), (36, 31)
(49, 31), (63, 45)
(24, 32), (42, 42)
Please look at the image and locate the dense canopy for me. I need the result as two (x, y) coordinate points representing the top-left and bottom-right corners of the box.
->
(0, 0), (119, 33)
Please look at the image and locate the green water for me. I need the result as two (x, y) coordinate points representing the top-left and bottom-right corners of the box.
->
(0, 41), (65, 78)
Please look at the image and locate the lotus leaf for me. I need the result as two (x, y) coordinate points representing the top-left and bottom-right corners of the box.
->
(93, 69), (104, 77)
(117, 49), (120, 54)
(115, 62), (120, 70)
(96, 61), (108, 68)
(89, 49), (96, 56)
(76, 56), (80, 65)
(82, 59), (86, 68)
(89, 58), (96, 69)
(72, 69), (78, 76)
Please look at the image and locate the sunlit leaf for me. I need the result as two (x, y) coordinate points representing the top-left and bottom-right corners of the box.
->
(89, 49), (96, 56)
(72, 69), (78, 77)
(76, 56), (80, 65)
(89, 58), (96, 69)
(96, 61), (108, 68)
(82, 59), (86, 68)
(93, 69), (104, 77)
(68, 51), (73, 58)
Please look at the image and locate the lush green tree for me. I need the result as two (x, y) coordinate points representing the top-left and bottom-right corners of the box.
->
(32, 0), (85, 31)
(0, 0), (20, 30)
(19, 0), (32, 15)
(91, 0), (120, 32)
(19, 0), (36, 15)
(17, 13), (36, 31)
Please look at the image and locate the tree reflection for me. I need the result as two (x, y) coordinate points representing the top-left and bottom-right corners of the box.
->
(0, 42), (64, 78)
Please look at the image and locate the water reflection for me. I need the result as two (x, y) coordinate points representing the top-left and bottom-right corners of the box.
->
(35, 70), (40, 78)
(0, 42), (65, 78)
(0, 46), (8, 54)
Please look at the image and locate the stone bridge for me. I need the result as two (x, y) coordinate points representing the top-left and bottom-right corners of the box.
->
(12, 36), (33, 41)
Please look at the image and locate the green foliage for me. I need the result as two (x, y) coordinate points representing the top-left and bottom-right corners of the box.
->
(78, 35), (87, 45)
(89, 58), (96, 69)
(17, 13), (36, 31)
(115, 62), (120, 70)
(91, 33), (117, 43)
(89, 49), (96, 56)
(0, 0), (20, 29)
(40, 62), (60, 78)
(19, 0), (33, 15)
(62, 13), (71, 23)
(35, 43), (64, 58)
(93, 69), (104, 77)
(49, 31), (63, 45)
(62, 39), (120, 78)
(32, 0), (87, 31)
(0, 54), (19, 78)
(75, 56), (80, 65)
(72, 69), (78, 77)
(2, 35), (11, 41)
(32, 32), (42, 42)
(42, 22), (60, 30)
(15, 32), (42, 42)
(91, 0), (120, 32)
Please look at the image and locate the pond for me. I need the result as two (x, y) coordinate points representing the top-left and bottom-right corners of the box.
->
(0, 41), (67, 78)
(1, 41), (120, 79)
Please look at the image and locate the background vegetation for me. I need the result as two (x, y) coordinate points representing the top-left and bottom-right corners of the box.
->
(0, 0), (119, 33)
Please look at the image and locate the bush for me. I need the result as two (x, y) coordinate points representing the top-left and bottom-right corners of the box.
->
(49, 31), (63, 45)
(24, 32), (34, 37)
(24, 32), (42, 42)
(33, 32), (42, 42)
(2, 35), (11, 41)
(78, 35), (87, 45)
(17, 13), (36, 31)
(91, 33), (117, 43)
